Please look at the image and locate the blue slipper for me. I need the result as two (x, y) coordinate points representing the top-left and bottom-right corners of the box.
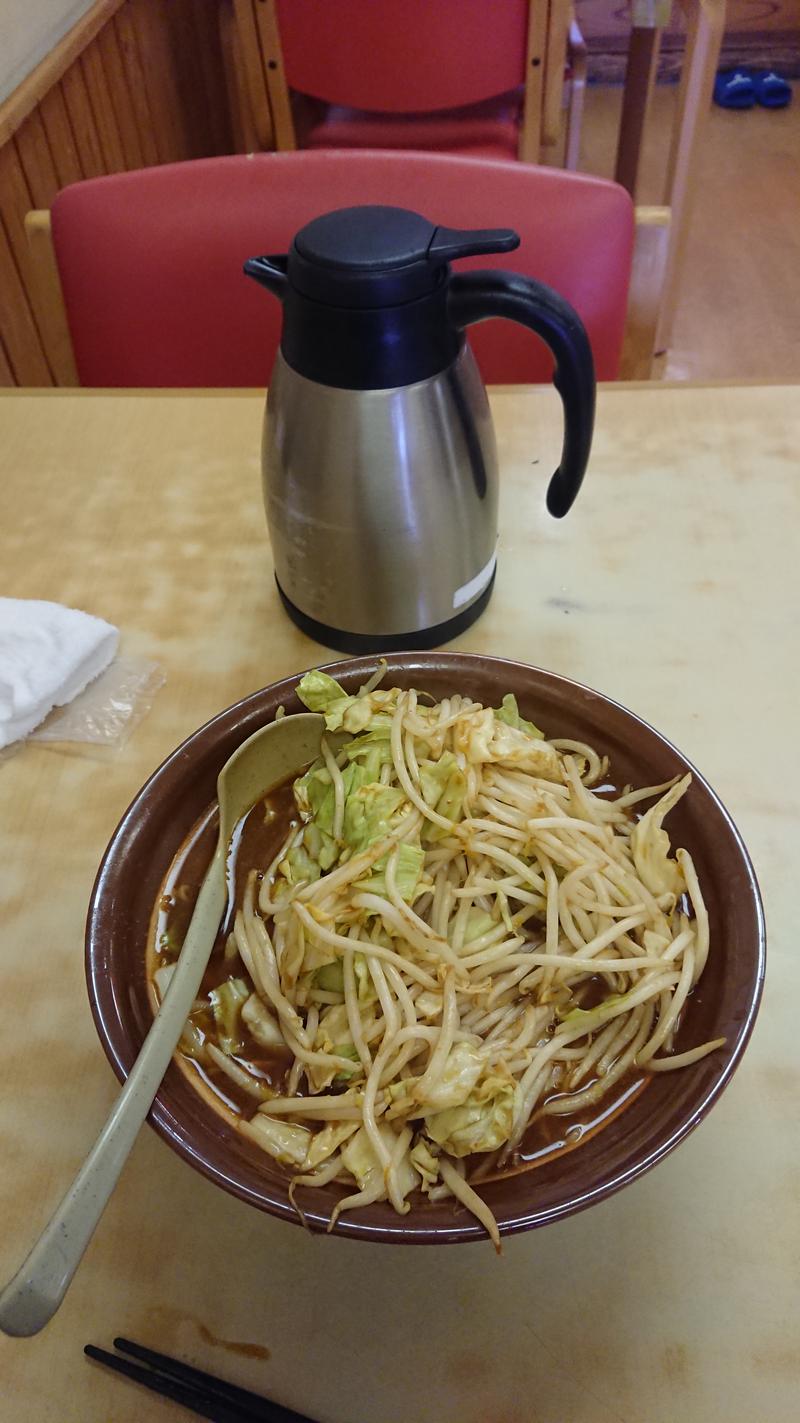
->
(714, 68), (755, 108)
(753, 70), (792, 108)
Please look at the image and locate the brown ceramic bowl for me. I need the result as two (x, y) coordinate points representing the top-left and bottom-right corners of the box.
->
(86, 653), (765, 1244)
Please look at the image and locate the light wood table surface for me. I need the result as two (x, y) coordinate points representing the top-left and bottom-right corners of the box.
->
(1, 384), (797, 1422)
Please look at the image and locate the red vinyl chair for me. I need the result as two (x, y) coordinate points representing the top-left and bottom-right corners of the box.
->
(48, 150), (634, 388)
(268, 0), (583, 164)
(276, 0), (530, 159)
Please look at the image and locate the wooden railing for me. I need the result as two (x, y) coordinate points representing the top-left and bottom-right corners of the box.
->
(0, 0), (233, 386)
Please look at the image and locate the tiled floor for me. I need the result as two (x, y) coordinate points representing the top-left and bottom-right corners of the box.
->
(578, 83), (800, 381)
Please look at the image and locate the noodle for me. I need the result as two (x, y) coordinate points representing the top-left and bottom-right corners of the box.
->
(438, 1158), (501, 1253)
(155, 672), (723, 1248)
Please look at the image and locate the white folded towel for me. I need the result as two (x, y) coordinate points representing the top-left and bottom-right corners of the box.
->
(0, 598), (119, 749)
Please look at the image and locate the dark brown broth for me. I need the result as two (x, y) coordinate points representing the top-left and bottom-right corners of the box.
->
(148, 772), (650, 1178)
(149, 779), (300, 1113)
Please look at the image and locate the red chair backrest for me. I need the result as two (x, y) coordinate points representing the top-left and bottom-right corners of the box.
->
(51, 151), (634, 388)
(275, 0), (530, 112)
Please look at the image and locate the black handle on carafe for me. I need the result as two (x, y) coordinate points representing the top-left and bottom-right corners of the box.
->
(448, 271), (595, 517)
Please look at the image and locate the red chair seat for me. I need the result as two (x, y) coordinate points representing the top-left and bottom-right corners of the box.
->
(303, 91), (521, 161)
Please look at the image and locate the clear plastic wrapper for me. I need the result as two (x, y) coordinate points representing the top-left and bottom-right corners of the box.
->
(28, 656), (165, 751)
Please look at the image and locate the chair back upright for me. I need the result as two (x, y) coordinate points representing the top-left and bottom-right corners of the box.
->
(275, 0), (531, 113)
(49, 150), (634, 387)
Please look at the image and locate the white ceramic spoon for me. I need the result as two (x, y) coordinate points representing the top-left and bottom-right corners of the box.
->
(0, 711), (332, 1337)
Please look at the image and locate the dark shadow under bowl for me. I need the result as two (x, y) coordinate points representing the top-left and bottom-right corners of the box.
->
(85, 653), (765, 1243)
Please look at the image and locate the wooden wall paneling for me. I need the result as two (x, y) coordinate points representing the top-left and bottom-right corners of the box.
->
(160, 0), (205, 159)
(0, 216), (52, 385)
(0, 333), (15, 385)
(0, 143), (35, 269)
(0, 0), (126, 148)
(138, 0), (235, 162)
(80, 42), (127, 172)
(60, 63), (106, 179)
(231, 0), (277, 151)
(0, 142), (43, 290)
(0, 144), (71, 383)
(12, 111), (60, 206)
(0, 142), (56, 384)
(94, 23), (145, 169)
(176, 0), (235, 157)
(127, 0), (190, 164)
(38, 87), (84, 185)
(112, 9), (160, 166)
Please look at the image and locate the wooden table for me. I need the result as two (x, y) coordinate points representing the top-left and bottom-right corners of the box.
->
(1, 384), (797, 1422)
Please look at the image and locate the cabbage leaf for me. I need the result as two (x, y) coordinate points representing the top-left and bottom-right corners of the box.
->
(420, 752), (468, 842)
(424, 1070), (516, 1156)
(454, 707), (560, 778)
(631, 774), (691, 896)
(414, 1042), (484, 1112)
(315, 961), (345, 993)
(241, 993), (285, 1050)
(242, 1113), (311, 1166)
(309, 686), (400, 735)
(410, 1138), (440, 1191)
(495, 692), (544, 739)
(463, 909), (495, 945)
(355, 843), (424, 902)
(209, 978), (250, 1055)
(281, 843), (322, 887)
(303, 1120), (359, 1170)
(341, 1124), (418, 1199)
(295, 669), (347, 713)
(343, 782), (406, 854)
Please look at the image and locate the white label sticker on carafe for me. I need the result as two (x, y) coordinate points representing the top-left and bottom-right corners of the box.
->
(453, 551), (497, 610)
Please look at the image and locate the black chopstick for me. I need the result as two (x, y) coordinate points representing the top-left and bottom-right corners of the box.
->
(84, 1337), (316, 1423)
(85, 1344), (243, 1423)
(115, 1338), (293, 1420)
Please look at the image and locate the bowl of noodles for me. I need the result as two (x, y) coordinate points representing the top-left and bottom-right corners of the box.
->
(86, 653), (765, 1247)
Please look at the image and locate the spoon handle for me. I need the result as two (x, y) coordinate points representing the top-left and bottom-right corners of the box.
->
(0, 860), (225, 1338)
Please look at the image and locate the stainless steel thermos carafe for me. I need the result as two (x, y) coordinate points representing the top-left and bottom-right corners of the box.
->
(245, 205), (595, 651)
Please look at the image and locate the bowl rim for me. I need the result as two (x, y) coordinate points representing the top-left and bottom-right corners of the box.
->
(85, 652), (766, 1243)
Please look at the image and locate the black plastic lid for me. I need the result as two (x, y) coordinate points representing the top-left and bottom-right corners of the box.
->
(288, 205), (520, 309)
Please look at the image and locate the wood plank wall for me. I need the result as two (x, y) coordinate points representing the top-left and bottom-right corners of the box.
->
(0, 0), (235, 386)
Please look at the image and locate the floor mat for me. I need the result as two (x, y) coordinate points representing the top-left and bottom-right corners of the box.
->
(576, 0), (800, 83)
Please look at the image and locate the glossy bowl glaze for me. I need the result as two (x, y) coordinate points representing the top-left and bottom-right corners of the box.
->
(86, 653), (765, 1243)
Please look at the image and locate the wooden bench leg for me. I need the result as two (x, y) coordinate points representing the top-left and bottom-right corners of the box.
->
(564, 17), (587, 171)
(614, 26), (663, 199)
(656, 0), (726, 352)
